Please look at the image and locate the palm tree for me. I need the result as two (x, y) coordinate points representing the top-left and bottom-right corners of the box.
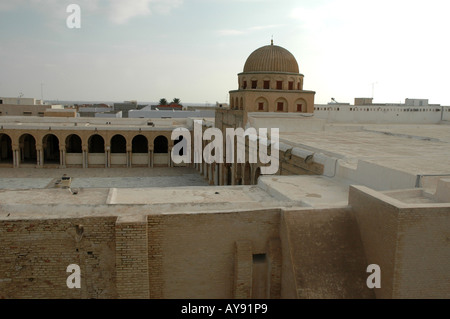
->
(159, 98), (168, 105)
(172, 98), (181, 105)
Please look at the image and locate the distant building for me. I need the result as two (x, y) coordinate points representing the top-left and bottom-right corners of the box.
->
(113, 100), (146, 118)
(44, 109), (77, 118)
(314, 97), (446, 124)
(150, 103), (183, 111)
(0, 96), (44, 105)
(0, 96), (63, 117)
(78, 105), (115, 117)
(129, 106), (215, 119)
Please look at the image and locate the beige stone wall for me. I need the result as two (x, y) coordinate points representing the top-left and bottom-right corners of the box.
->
(349, 186), (400, 299)
(349, 185), (450, 299)
(115, 215), (149, 299)
(0, 104), (49, 116)
(279, 213), (298, 298)
(147, 210), (281, 299)
(0, 217), (117, 299)
(282, 208), (374, 299)
(2, 188), (447, 299)
(394, 206), (450, 298)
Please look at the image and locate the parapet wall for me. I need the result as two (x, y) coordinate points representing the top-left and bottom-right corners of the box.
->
(349, 185), (450, 298)
(1, 185), (448, 299)
(281, 208), (374, 299)
(314, 105), (449, 124)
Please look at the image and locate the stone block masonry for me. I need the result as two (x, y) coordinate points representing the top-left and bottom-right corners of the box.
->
(115, 215), (149, 299)
(0, 217), (117, 299)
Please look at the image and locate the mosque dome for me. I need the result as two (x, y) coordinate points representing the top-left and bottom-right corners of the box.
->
(243, 42), (300, 74)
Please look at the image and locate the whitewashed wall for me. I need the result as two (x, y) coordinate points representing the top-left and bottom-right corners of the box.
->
(314, 104), (447, 124)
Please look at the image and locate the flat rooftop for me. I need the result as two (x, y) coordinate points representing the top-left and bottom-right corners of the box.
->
(0, 119), (449, 219)
(0, 116), (190, 130)
(0, 167), (209, 190)
(279, 123), (450, 177)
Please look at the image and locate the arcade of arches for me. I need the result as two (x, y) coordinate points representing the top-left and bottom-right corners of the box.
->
(0, 131), (173, 168)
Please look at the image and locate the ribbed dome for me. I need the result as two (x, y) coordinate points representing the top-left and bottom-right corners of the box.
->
(243, 44), (299, 73)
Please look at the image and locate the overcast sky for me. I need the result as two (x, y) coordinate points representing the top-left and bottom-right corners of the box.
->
(1, 0), (449, 105)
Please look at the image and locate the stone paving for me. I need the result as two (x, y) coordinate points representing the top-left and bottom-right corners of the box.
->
(0, 167), (209, 189)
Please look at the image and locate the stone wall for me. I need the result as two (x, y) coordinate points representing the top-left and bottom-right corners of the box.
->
(349, 185), (450, 298)
(0, 217), (117, 299)
(147, 210), (281, 299)
(281, 208), (374, 299)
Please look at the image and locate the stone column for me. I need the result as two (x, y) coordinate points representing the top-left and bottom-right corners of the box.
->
(105, 146), (110, 168)
(127, 147), (132, 168)
(60, 144), (66, 168)
(82, 147), (88, 168)
(149, 148), (154, 168)
(13, 148), (19, 168)
(36, 146), (43, 168)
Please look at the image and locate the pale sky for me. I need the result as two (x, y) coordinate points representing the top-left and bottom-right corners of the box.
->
(1, 0), (449, 105)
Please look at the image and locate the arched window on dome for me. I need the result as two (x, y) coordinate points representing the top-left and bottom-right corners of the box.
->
(255, 97), (268, 112)
(275, 98), (288, 112)
(263, 80), (270, 90)
(294, 99), (307, 113)
(276, 81), (283, 90)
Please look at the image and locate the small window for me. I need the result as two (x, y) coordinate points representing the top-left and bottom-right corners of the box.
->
(276, 81), (283, 90)
(251, 80), (257, 89)
(253, 254), (266, 263)
(297, 104), (303, 112)
(277, 102), (284, 111)
(258, 102), (264, 111)
(0, 99), (3, 104)
(243, 81), (247, 89)
(297, 83), (301, 90)
(288, 81), (294, 90)
(23, 111), (32, 116)
(38, 112), (44, 117)
(263, 81), (270, 89)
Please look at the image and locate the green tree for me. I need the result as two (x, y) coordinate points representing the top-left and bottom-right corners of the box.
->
(159, 98), (168, 105)
(172, 98), (181, 105)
